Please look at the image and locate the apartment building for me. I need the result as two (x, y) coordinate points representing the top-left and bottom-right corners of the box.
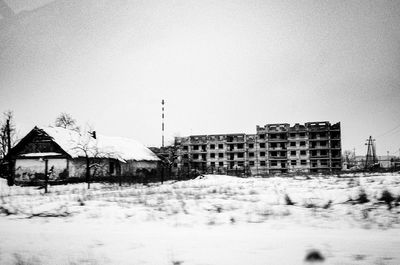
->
(175, 121), (341, 175)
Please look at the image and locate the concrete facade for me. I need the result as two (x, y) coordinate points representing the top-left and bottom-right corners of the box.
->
(175, 121), (341, 175)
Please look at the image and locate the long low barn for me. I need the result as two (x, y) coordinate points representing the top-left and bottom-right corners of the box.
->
(9, 126), (160, 182)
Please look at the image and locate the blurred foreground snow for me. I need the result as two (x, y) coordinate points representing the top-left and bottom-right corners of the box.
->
(1, 173), (400, 264)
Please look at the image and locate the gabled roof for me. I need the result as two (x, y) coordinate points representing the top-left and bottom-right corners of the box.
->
(31, 126), (160, 162)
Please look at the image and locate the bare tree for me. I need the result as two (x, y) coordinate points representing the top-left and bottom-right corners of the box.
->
(0, 111), (17, 185)
(343, 150), (356, 168)
(72, 127), (116, 189)
(55, 113), (79, 131)
(0, 110), (16, 159)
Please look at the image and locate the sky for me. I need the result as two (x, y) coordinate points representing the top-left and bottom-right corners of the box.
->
(0, 0), (399, 156)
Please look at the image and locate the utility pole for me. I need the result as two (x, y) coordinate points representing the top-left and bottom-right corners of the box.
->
(387, 151), (390, 168)
(44, 159), (48, 193)
(6, 119), (13, 186)
(365, 136), (376, 169)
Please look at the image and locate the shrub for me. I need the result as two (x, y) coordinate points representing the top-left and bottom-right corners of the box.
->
(354, 188), (369, 204)
(304, 202), (317, 208)
(284, 194), (294, 205)
(379, 189), (394, 210)
(323, 200), (332, 209)
(305, 250), (325, 262)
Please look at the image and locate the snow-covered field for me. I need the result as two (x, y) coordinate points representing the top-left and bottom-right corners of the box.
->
(1, 173), (400, 265)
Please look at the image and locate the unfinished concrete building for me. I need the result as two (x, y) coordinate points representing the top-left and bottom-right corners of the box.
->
(175, 121), (341, 175)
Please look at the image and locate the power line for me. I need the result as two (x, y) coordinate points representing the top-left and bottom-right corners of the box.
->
(375, 123), (400, 139)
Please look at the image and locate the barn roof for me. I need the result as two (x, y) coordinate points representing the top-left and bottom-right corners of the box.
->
(35, 126), (160, 162)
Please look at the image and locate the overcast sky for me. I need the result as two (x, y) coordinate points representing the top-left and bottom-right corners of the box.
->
(0, 0), (399, 156)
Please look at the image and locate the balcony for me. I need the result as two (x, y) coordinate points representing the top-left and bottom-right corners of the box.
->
(226, 157), (246, 161)
(268, 146), (287, 151)
(309, 145), (329, 150)
(308, 137), (329, 141)
(268, 137), (288, 142)
(269, 156), (288, 160)
(309, 154), (330, 159)
(226, 148), (246, 153)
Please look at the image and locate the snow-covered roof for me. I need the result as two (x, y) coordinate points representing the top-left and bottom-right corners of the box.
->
(36, 126), (160, 163)
(20, 152), (63, 157)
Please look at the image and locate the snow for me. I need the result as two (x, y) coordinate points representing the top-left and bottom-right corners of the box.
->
(20, 152), (63, 157)
(1, 173), (400, 264)
(36, 126), (159, 162)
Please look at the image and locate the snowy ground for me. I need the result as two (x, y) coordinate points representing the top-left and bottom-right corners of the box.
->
(1, 173), (400, 265)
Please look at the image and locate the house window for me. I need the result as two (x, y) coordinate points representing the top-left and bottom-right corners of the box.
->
(299, 132), (306, 137)
(183, 146), (188, 151)
(290, 151), (296, 156)
(237, 143), (244, 149)
(238, 153), (244, 158)
(259, 134), (265, 139)
(300, 150), (306, 156)
(238, 161), (244, 167)
(301, 160), (307, 165)
(218, 153), (224, 158)
(291, 160), (297, 166)
(210, 162), (215, 167)
(183, 154), (189, 159)
(193, 154), (199, 159)
(218, 144), (224, 149)
(193, 145), (199, 150)
(249, 161), (255, 166)
(300, 141), (306, 146)
(290, 142), (296, 147)
(201, 154), (206, 160)
(320, 150), (327, 156)
(271, 161), (277, 166)
(249, 152), (254, 157)
(248, 143), (254, 149)
(271, 151), (277, 156)
(260, 161), (266, 166)
(210, 144), (215, 149)
(260, 152), (265, 157)
(210, 153), (215, 158)
(219, 162), (224, 167)
(260, 143), (266, 148)
(321, 160), (328, 166)
(271, 143), (277, 148)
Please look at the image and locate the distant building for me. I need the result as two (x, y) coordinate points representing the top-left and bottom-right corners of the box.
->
(175, 121), (341, 174)
(9, 126), (160, 182)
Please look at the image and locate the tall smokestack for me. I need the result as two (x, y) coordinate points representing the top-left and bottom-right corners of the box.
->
(162, 99), (165, 148)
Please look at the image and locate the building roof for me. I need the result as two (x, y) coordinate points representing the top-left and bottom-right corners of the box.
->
(35, 126), (160, 163)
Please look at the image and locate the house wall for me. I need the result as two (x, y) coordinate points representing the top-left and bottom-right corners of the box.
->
(15, 158), (68, 181)
(121, 160), (159, 176)
(68, 158), (115, 178)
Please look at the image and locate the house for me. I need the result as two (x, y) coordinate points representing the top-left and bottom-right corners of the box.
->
(9, 126), (160, 182)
